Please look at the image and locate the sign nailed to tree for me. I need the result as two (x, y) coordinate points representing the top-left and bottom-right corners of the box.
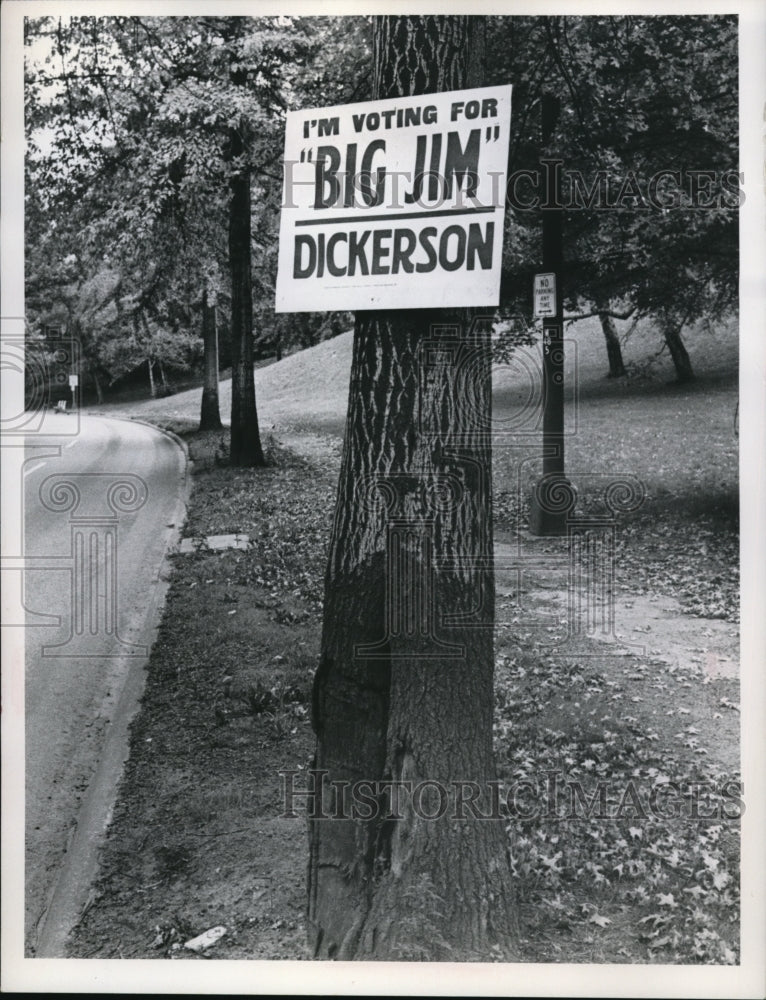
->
(276, 86), (512, 312)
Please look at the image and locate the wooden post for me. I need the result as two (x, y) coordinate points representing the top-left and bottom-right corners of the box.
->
(529, 94), (573, 535)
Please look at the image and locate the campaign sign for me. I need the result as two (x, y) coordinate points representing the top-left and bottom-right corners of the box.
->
(276, 86), (512, 312)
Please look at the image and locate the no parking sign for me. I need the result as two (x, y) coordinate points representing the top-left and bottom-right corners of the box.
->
(533, 273), (557, 318)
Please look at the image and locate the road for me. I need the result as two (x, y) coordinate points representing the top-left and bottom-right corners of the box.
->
(20, 413), (187, 955)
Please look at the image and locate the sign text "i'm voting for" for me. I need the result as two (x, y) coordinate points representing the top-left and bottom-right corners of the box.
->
(275, 86), (512, 312)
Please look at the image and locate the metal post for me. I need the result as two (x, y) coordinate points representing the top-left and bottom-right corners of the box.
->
(529, 94), (573, 535)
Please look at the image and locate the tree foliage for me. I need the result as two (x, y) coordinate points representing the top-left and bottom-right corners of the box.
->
(26, 15), (737, 394)
(486, 15), (738, 376)
(24, 15), (366, 409)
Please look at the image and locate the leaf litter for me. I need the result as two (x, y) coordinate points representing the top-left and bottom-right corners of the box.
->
(68, 318), (739, 963)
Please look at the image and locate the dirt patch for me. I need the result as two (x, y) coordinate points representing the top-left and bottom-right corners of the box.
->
(500, 546), (738, 680)
(582, 591), (737, 680)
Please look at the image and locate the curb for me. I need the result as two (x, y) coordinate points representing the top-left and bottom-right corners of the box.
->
(34, 415), (192, 956)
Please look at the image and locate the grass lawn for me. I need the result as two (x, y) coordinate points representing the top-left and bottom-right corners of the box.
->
(68, 313), (740, 963)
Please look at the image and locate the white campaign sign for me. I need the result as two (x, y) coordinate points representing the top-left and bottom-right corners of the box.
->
(276, 86), (512, 312)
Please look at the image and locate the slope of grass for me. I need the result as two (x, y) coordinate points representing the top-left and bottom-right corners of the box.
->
(97, 311), (737, 444)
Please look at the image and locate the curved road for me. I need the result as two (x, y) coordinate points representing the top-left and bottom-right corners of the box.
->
(21, 414), (187, 955)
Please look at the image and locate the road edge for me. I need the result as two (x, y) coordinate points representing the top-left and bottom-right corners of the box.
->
(33, 418), (192, 957)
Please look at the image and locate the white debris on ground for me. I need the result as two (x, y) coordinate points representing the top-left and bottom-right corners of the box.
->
(184, 925), (227, 952)
(177, 534), (250, 553)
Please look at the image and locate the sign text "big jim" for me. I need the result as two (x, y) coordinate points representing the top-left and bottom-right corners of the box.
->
(276, 86), (511, 312)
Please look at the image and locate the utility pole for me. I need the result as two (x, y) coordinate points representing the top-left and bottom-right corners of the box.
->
(529, 94), (573, 535)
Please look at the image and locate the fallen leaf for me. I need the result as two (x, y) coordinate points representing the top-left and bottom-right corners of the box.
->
(657, 893), (677, 908)
(712, 871), (731, 890)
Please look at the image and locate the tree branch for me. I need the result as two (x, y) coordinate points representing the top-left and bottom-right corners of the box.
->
(565, 305), (636, 323)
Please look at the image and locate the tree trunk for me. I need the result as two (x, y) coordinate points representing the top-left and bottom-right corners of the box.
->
(661, 316), (694, 383)
(200, 289), (223, 430)
(308, 15), (519, 963)
(137, 309), (157, 398)
(228, 122), (265, 466)
(92, 370), (104, 405)
(598, 310), (626, 377)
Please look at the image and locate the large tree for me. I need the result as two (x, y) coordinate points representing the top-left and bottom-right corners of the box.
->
(308, 15), (519, 961)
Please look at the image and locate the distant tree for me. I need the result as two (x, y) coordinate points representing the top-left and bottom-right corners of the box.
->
(199, 288), (222, 430)
(597, 309), (627, 378)
(561, 300), (633, 379)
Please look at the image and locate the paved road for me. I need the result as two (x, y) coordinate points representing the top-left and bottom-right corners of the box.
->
(20, 414), (186, 955)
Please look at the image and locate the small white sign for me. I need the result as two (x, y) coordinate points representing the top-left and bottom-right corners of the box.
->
(68, 374), (79, 389)
(534, 273), (557, 318)
(276, 86), (512, 312)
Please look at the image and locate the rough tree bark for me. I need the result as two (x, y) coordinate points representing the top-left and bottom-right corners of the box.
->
(228, 119), (265, 466)
(200, 289), (223, 431)
(308, 15), (519, 962)
(660, 313), (694, 383)
(598, 310), (626, 378)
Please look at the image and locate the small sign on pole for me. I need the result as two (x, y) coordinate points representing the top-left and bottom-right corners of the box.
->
(533, 273), (557, 318)
(68, 374), (79, 389)
(276, 86), (512, 312)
